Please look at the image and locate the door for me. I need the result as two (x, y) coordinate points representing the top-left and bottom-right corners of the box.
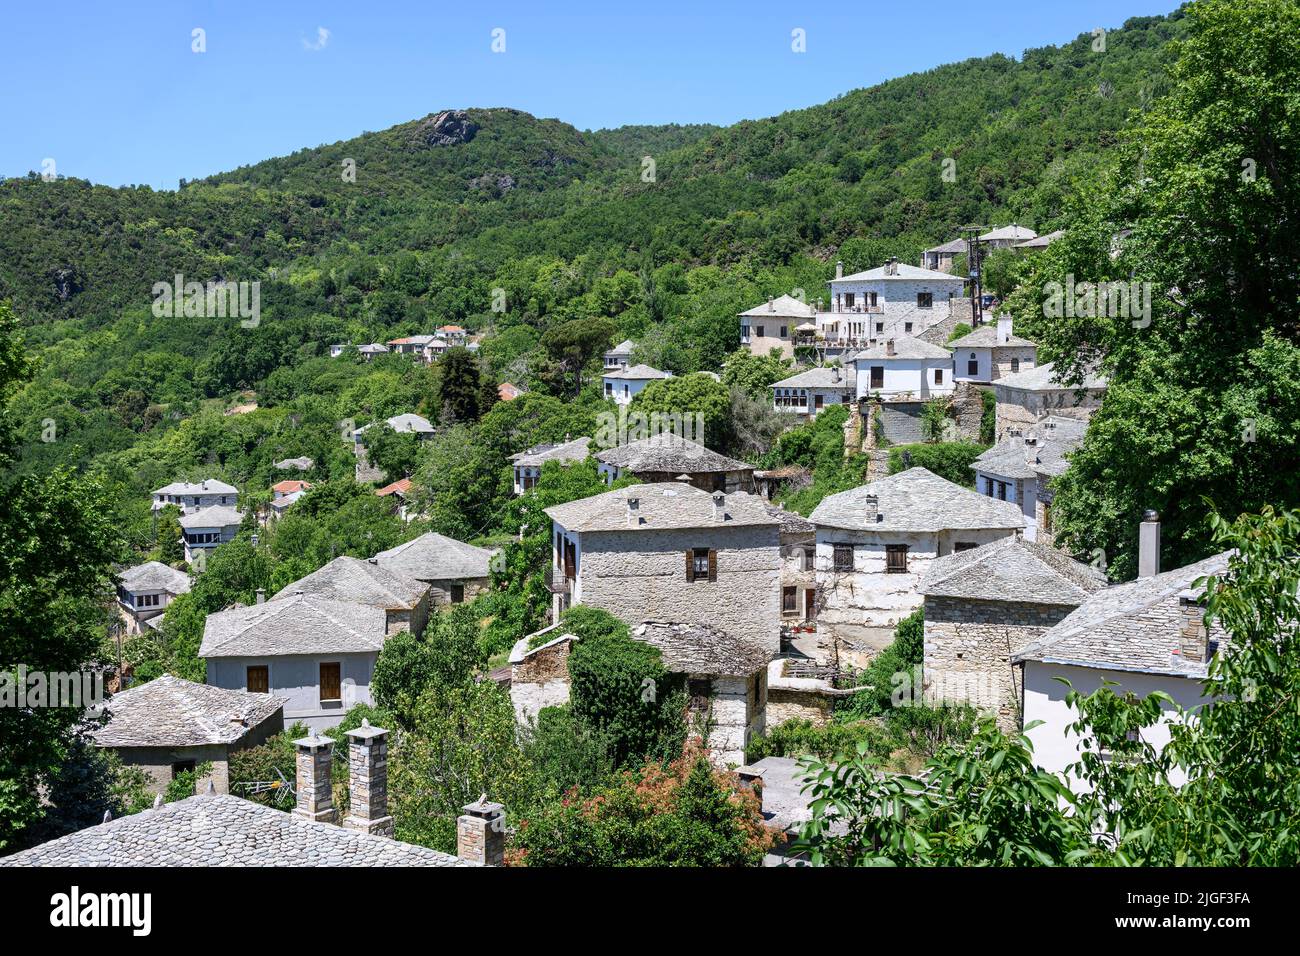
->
(805, 588), (816, 621)
(870, 366), (884, 389)
(319, 662), (342, 703)
(246, 665), (269, 694)
(814, 394), (824, 412)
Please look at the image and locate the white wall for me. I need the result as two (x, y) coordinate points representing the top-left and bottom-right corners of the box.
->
(1022, 661), (1210, 789)
(973, 470), (1037, 539)
(853, 357), (954, 400)
(602, 376), (659, 406)
(828, 276), (965, 318)
(206, 652), (378, 731)
(953, 347), (993, 383)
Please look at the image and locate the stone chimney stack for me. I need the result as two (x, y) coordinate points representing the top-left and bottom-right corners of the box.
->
(888, 256), (899, 275)
(712, 491), (726, 522)
(997, 314), (1012, 344)
(343, 719), (394, 837)
(292, 731), (337, 824)
(626, 496), (641, 526)
(457, 798), (506, 866)
(886, 338), (896, 357)
(1138, 509), (1161, 578)
(861, 494), (879, 522)
(1176, 590), (1208, 664)
(831, 365), (841, 383)
(835, 260), (843, 279)
(255, 588), (266, 605)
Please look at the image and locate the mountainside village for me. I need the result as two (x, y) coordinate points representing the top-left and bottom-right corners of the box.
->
(4, 226), (1228, 868)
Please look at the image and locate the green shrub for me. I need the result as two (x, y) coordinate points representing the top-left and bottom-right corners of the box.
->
(522, 705), (616, 799)
(837, 608), (924, 720)
(746, 718), (892, 762)
(980, 388), (996, 445)
(887, 442), (985, 487)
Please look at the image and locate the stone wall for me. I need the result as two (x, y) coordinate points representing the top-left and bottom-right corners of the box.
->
(991, 347), (1038, 381)
(766, 686), (833, 726)
(995, 386), (1105, 441)
(877, 402), (926, 445)
(922, 594), (1076, 731)
(425, 576), (491, 606)
(702, 673), (765, 768)
(510, 638), (574, 724)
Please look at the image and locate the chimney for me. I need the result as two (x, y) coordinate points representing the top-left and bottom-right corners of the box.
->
(861, 494), (879, 523)
(1138, 509), (1161, 578)
(292, 731), (337, 824)
(457, 798), (506, 865)
(626, 496), (641, 526)
(255, 588), (266, 604)
(1176, 590), (1209, 664)
(886, 339), (896, 357)
(712, 491), (726, 522)
(835, 260), (843, 279)
(767, 297), (774, 311)
(343, 719), (394, 837)
(888, 256), (899, 276)
(997, 314), (1012, 344)
(831, 366), (841, 383)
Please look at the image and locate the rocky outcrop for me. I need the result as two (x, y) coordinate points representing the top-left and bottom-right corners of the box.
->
(414, 110), (479, 147)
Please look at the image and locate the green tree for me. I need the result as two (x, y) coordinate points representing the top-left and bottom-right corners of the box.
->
(436, 347), (482, 424)
(630, 373), (734, 452)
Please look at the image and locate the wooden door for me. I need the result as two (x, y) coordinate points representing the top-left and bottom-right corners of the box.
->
(319, 662), (341, 702)
(246, 665), (269, 694)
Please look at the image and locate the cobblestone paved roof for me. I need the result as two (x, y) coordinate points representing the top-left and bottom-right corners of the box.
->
(272, 556), (428, 611)
(920, 535), (1106, 605)
(93, 675), (284, 748)
(546, 482), (779, 533)
(118, 561), (191, 595)
(811, 467), (1025, 533)
(372, 532), (496, 581)
(595, 434), (752, 475)
(200, 593), (387, 658)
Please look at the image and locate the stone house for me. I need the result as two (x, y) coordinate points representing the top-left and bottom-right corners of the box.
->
(1014, 526), (1229, 789)
(918, 536), (1106, 730)
(921, 238), (968, 274)
(596, 433), (755, 493)
(978, 223), (1038, 250)
(770, 365), (856, 419)
(826, 260), (966, 343)
(509, 436), (592, 494)
(601, 363), (672, 405)
(770, 505), (817, 625)
(271, 555), (430, 637)
(993, 361), (1107, 441)
(971, 416), (1087, 541)
(603, 338), (636, 370)
(116, 561), (191, 633)
(201, 592), (390, 730)
(179, 504), (243, 565)
(947, 315), (1037, 384)
(852, 336), (955, 400)
(371, 531), (497, 605)
(508, 624), (577, 723)
(91, 675), (284, 795)
(151, 478), (239, 515)
(809, 467), (1025, 659)
(352, 412), (436, 451)
(543, 482), (783, 654)
(739, 294), (817, 359)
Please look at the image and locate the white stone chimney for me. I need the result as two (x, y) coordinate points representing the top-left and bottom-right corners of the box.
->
(255, 588), (266, 604)
(626, 496), (641, 526)
(457, 798), (506, 865)
(861, 494), (879, 523)
(1176, 590), (1209, 664)
(343, 719), (394, 837)
(835, 260), (844, 279)
(997, 314), (1012, 344)
(767, 297), (774, 311)
(292, 731), (337, 824)
(1139, 509), (1161, 578)
(712, 491), (726, 522)
(886, 339), (896, 357)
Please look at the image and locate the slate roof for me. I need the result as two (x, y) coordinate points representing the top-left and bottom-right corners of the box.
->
(179, 505), (244, 529)
(765, 504), (816, 536)
(0, 793), (467, 867)
(947, 324), (1036, 349)
(852, 336), (953, 362)
(602, 363), (672, 381)
(810, 467), (1025, 534)
(994, 360), (1107, 393)
(272, 556), (428, 612)
(771, 366), (856, 390)
(372, 532), (496, 581)
(920, 536), (1106, 606)
(93, 675), (284, 748)
(509, 436), (592, 467)
(973, 416), (1088, 480)
(358, 343), (390, 354)
(980, 224), (1038, 243)
(546, 482), (780, 534)
(606, 339), (636, 355)
(924, 238), (969, 255)
(274, 457), (314, 471)
(595, 434), (753, 475)
(200, 593), (388, 658)
(118, 561), (191, 596)
(837, 263), (965, 282)
(153, 478), (238, 496)
(1013, 552), (1233, 677)
(739, 294), (817, 318)
(1016, 229), (1065, 249)
(353, 413), (436, 438)
(633, 621), (771, 676)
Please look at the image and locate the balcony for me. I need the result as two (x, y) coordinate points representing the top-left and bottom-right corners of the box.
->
(827, 303), (884, 314)
(544, 567), (574, 594)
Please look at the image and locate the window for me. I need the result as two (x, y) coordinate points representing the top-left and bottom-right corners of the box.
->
(885, 544), (909, 573)
(935, 368), (944, 384)
(868, 292), (878, 307)
(801, 548), (814, 572)
(833, 544), (854, 572)
(782, 586), (797, 613)
(450, 583), (465, 603)
(844, 293), (855, 310)
(171, 760), (196, 779)
(1042, 501), (1053, 532)
(875, 322), (884, 333)
(756, 326), (765, 338)
(1011, 358), (1020, 372)
(904, 322), (913, 333)
(247, 665), (269, 694)
(137, 593), (160, 608)
(686, 548), (716, 582)
(917, 292), (933, 309)
(604, 382), (612, 397)
(779, 325), (788, 337)
(968, 356), (979, 376)
(870, 366), (884, 389)
(319, 662), (342, 703)
(954, 542), (979, 553)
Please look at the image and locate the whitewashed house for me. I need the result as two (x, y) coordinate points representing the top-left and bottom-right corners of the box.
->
(352, 412), (436, 452)
(852, 336), (955, 400)
(201, 592), (391, 731)
(151, 478), (239, 515)
(1014, 519), (1229, 789)
(180, 505), (243, 565)
(810, 467), (1024, 655)
(543, 482), (783, 653)
(602, 363), (672, 405)
(739, 295), (817, 359)
(371, 531), (497, 605)
(948, 315), (1036, 384)
(971, 416), (1087, 541)
(329, 344), (349, 358)
(116, 561), (191, 633)
(825, 259), (966, 343)
(603, 339), (636, 369)
(770, 366), (855, 419)
(509, 436), (592, 494)
(595, 434), (755, 493)
(994, 361), (1107, 441)
(437, 325), (467, 345)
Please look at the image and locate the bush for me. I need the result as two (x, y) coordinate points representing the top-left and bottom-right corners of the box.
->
(228, 723), (308, 810)
(746, 718), (893, 762)
(522, 705), (615, 799)
(837, 608), (924, 720)
(371, 604), (487, 724)
(980, 388), (996, 445)
(887, 442), (985, 487)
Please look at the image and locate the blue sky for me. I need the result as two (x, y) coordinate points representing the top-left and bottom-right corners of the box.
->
(0, 0), (1181, 189)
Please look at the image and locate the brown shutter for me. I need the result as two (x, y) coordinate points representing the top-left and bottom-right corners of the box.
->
(246, 665), (268, 694)
(319, 663), (341, 702)
(685, 550), (694, 582)
(708, 549), (717, 582)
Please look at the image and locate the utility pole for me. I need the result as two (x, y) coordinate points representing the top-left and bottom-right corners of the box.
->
(960, 225), (986, 327)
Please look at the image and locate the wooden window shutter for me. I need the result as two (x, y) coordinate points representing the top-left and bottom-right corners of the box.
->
(708, 549), (717, 582)
(685, 550), (695, 582)
(246, 665), (268, 695)
(319, 663), (341, 702)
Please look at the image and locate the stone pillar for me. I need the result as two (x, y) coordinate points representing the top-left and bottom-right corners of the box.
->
(343, 719), (394, 837)
(292, 731), (337, 824)
(1177, 591), (1208, 664)
(457, 799), (506, 866)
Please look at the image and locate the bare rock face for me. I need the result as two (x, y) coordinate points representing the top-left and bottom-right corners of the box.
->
(415, 110), (479, 147)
